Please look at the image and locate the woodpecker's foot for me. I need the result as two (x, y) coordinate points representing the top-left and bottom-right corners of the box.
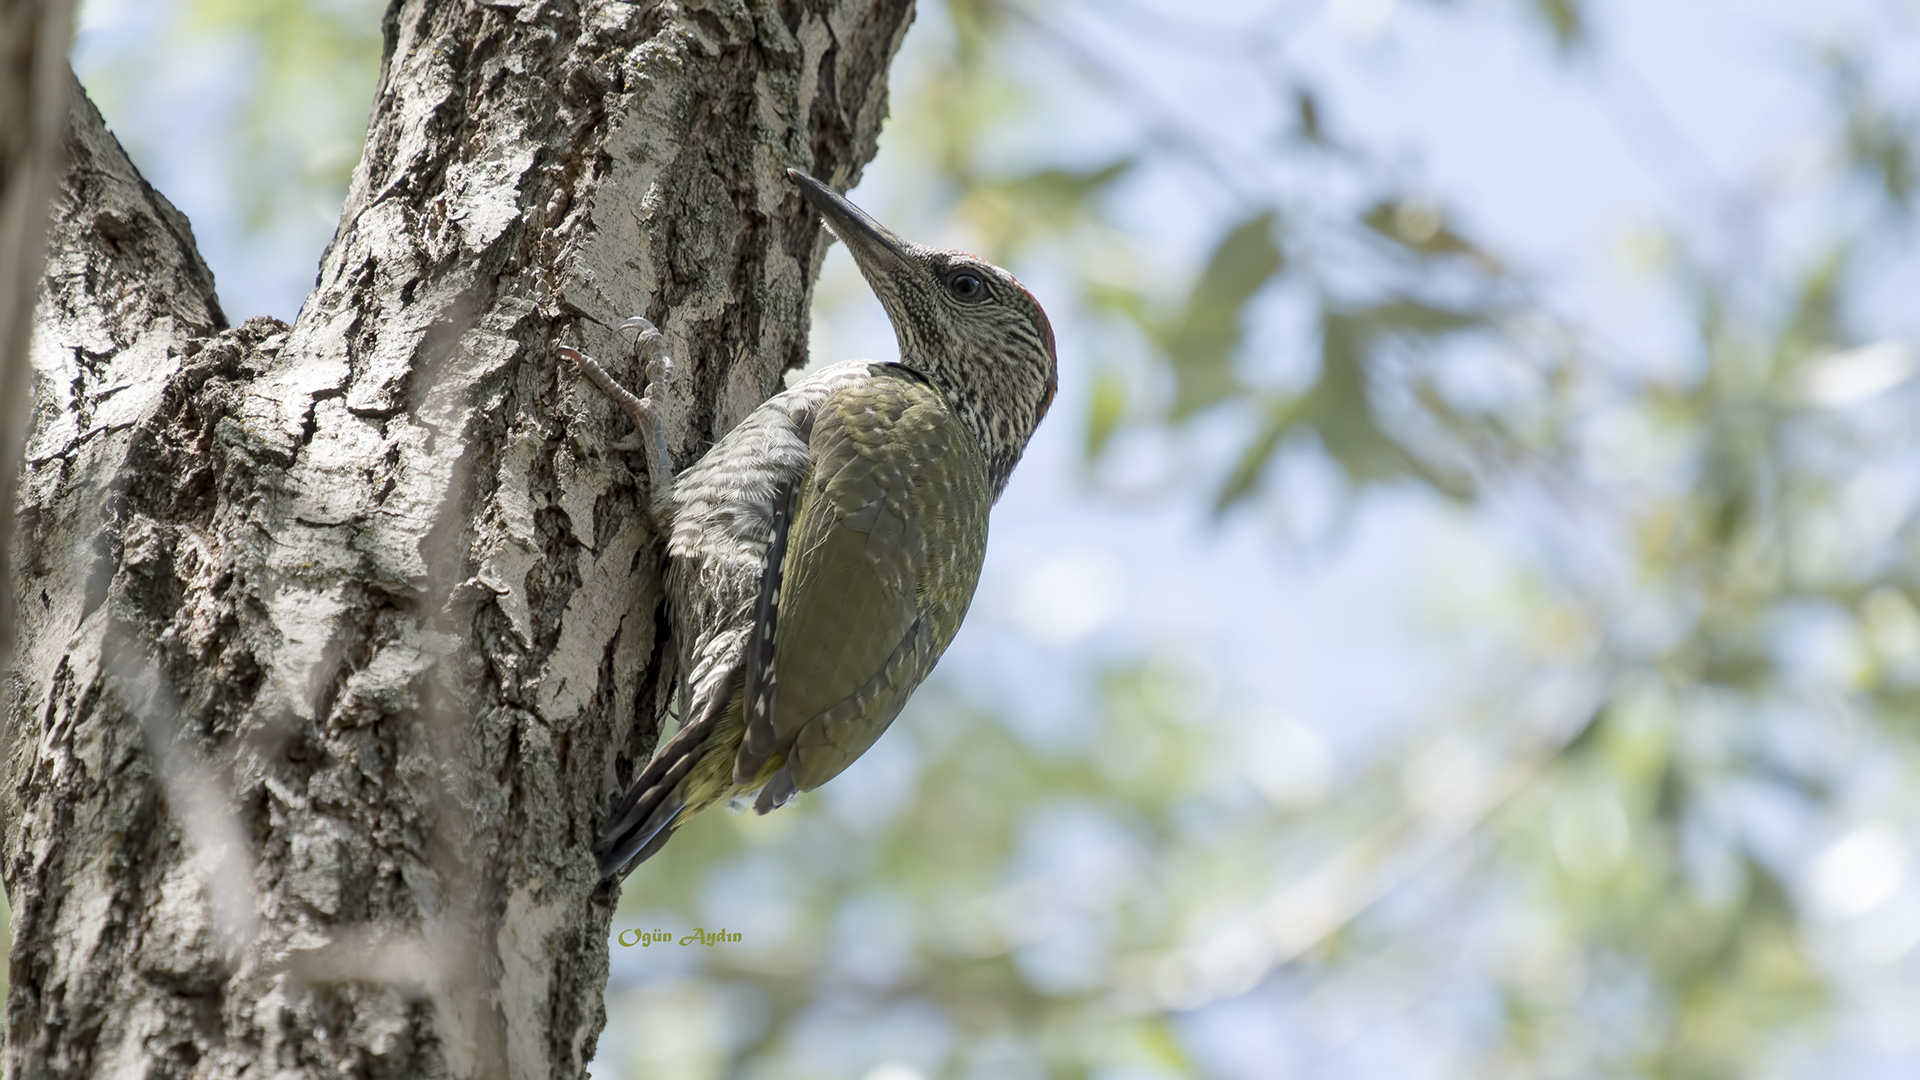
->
(558, 316), (679, 502)
(557, 339), (664, 444)
(617, 316), (674, 433)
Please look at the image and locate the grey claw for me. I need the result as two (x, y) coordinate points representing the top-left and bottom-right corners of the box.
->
(620, 317), (665, 365)
(564, 319), (677, 503)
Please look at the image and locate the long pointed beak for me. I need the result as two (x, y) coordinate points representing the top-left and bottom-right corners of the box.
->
(787, 169), (912, 276)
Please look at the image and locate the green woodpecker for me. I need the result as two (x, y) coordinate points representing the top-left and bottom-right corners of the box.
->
(561, 170), (1057, 879)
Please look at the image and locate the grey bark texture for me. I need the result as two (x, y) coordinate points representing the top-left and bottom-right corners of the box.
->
(3, 1), (915, 1077)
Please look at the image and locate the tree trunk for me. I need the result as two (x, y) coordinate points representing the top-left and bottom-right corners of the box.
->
(4, 1), (914, 1077)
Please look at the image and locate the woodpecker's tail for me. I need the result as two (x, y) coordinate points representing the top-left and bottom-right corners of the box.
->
(596, 665), (738, 879)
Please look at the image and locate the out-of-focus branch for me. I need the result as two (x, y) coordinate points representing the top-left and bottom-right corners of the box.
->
(983, 0), (1265, 206)
(1118, 677), (1604, 1012)
(0, 0), (75, 667)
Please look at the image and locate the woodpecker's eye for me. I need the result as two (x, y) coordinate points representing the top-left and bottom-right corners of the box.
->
(945, 272), (987, 302)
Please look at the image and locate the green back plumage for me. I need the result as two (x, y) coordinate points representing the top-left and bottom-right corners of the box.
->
(742, 366), (990, 796)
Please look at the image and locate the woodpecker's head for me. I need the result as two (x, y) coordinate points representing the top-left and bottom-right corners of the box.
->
(789, 169), (1057, 497)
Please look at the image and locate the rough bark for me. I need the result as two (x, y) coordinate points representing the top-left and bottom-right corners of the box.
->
(3, 1), (914, 1077)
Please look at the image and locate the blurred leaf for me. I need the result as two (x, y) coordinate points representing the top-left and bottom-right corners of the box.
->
(1085, 280), (1150, 322)
(1306, 313), (1421, 486)
(1011, 159), (1133, 212)
(1557, 704), (1610, 759)
(1215, 394), (1303, 512)
(1361, 298), (1483, 335)
(960, 159), (1134, 257)
(1831, 56), (1919, 211)
(1135, 1017), (1198, 1071)
(1529, 0), (1587, 53)
(1165, 210), (1284, 418)
(946, 0), (1010, 66)
(175, 0), (383, 230)
(1775, 247), (1846, 371)
(897, 0), (1029, 185)
(1217, 310), (1478, 510)
(1294, 86), (1323, 143)
(1086, 367), (1127, 459)
(1361, 199), (1492, 264)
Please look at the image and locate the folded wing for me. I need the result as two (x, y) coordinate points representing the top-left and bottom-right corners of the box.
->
(732, 368), (992, 809)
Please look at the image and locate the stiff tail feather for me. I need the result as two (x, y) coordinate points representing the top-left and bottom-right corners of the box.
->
(596, 663), (739, 879)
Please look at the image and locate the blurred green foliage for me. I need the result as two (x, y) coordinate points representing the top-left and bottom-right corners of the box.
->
(178, 0), (383, 229)
(1528, 0), (1587, 54)
(1162, 211), (1283, 420)
(72, 0), (1920, 1076)
(75, 0), (381, 270)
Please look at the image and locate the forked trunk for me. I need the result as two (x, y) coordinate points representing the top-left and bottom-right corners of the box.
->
(3, 2), (913, 1075)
